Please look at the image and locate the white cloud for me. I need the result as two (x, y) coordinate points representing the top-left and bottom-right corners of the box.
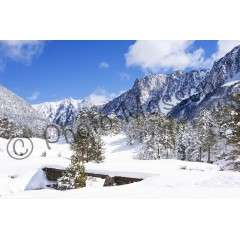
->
(86, 93), (108, 106)
(120, 71), (130, 80)
(28, 91), (40, 101)
(99, 61), (109, 69)
(125, 40), (240, 73)
(85, 88), (124, 106)
(125, 41), (206, 73)
(0, 40), (44, 70)
(211, 40), (240, 61)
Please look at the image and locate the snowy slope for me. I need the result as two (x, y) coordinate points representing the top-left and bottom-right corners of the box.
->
(1, 134), (240, 199)
(0, 84), (48, 136)
(0, 137), (70, 196)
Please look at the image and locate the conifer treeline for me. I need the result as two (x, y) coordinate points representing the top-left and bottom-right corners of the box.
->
(123, 94), (240, 162)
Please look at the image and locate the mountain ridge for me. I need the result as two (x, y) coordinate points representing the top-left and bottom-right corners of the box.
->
(33, 45), (240, 123)
(102, 45), (240, 120)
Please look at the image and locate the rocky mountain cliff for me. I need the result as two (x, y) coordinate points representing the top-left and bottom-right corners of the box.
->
(102, 45), (240, 120)
(169, 45), (240, 119)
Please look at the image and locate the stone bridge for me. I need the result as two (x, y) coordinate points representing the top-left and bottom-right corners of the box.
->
(42, 167), (143, 187)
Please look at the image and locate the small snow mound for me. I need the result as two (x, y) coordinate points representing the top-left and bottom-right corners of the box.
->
(24, 169), (49, 191)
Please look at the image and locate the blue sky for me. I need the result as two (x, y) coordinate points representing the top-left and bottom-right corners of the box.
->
(0, 40), (239, 104)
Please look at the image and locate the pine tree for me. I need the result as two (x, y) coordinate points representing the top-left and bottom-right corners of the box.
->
(139, 132), (159, 160)
(0, 118), (14, 139)
(57, 156), (87, 190)
(57, 112), (105, 190)
(175, 120), (187, 160)
(57, 132), (105, 190)
(211, 103), (232, 159)
(155, 116), (176, 159)
(124, 118), (137, 145)
(70, 128), (105, 163)
(185, 122), (201, 161)
(139, 113), (176, 160)
(104, 112), (121, 136)
(174, 120), (200, 161)
(227, 94), (240, 157)
(195, 109), (217, 163)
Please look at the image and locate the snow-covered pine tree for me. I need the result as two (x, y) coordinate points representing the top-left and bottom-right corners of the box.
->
(139, 133), (155, 160)
(0, 118), (13, 139)
(70, 126), (105, 164)
(57, 156), (87, 190)
(184, 122), (201, 161)
(139, 113), (175, 160)
(211, 103), (232, 159)
(122, 122), (129, 144)
(195, 109), (217, 163)
(175, 120), (188, 160)
(157, 116), (176, 159)
(107, 112), (121, 136)
(124, 118), (137, 145)
(57, 108), (105, 190)
(139, 131), (165, 160)
(175, 119), (202, 161)
(124, 112), (146, 144)
(57, 131), (105, 190)
(227, 93), (240, 158)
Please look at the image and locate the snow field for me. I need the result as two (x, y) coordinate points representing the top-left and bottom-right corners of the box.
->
(0, 134), (240, 198)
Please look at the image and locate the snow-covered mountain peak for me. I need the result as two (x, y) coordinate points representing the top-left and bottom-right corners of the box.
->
(33, 98), (90, 125)
(102, 68), (211, 117)
(102, 45), (240, 119)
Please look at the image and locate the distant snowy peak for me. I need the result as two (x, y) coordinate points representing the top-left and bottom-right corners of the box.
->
(33, 98), (90, 125)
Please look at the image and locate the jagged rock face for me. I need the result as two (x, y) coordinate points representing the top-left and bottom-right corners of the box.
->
(102, 45), (240, 120)
(0, 85), (48, 136)
(169, 46), (240, 120)
(169, 81), (240, 119)
(102, 70), (209, 118)
(33, 98), (90, 126)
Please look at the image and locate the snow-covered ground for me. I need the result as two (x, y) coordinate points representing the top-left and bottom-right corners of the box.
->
(1, 134), (240, 198)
